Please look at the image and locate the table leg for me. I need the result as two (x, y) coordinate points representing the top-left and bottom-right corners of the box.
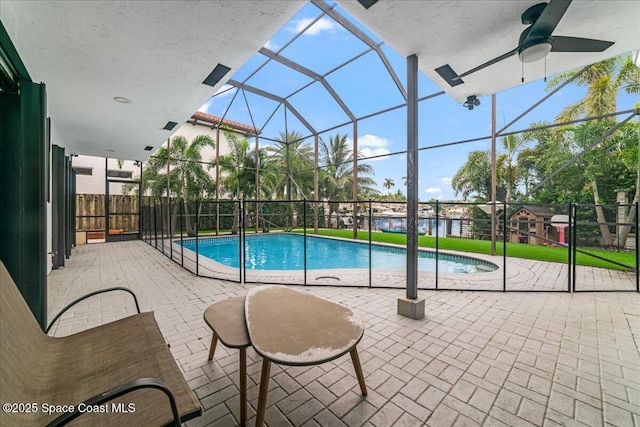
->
(255, 359), (271, 427)
(350, 347), (367, 396)
(208, 334), (218, 361)
(240, 347), (247, 427)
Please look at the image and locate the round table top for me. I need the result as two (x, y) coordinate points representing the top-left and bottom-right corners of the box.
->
(245, 285), (364, 366)
(203, 296), (250, 349)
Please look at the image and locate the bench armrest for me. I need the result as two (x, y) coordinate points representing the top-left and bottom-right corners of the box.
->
(46, 377), (181, 427)
(45, 287), (141, 334)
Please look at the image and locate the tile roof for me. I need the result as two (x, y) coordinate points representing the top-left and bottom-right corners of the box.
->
(191, 111), (259, 135)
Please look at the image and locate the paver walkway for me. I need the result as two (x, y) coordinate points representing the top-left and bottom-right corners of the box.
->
(47, 240), (640, 426)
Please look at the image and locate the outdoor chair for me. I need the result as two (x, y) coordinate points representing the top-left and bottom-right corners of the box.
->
(0, 261), (201, 426)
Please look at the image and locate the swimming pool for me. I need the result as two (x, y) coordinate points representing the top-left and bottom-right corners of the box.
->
(181, 233), (497, 274)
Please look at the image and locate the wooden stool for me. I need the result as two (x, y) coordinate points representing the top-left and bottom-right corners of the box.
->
(203, 296), (250, 427)
(245, 286), (367, 427)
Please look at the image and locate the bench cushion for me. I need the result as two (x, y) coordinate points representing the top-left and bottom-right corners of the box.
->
(0, 261), (201, 426)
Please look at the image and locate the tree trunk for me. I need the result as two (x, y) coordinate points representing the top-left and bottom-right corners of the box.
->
(231, 203), (238, 234)
(182, 196), (198, 238)
(591, 181), (614, 247)
(617, 187), (638, 248)
(170, 202), (179, 238)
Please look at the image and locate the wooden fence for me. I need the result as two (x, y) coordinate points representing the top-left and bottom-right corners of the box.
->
(76, 194), (139, 232)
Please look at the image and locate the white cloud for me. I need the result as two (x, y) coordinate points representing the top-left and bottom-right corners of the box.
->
(263, 40), (279, 51)
(360, 147), (391, 161)
(198, 98), (214, 113)
(292, 17), (339, 36)
(345, 134), (392, 161)
(199, 85), (234, 113)
(214, 84), (234, 97)
(441, 177), (452, 185)
(198, 85), (234, 113)
(358, 134), (391, 148)
(425, 187), (442, 194)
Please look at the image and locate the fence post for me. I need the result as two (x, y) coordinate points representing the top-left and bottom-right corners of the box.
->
(159, 200), (165, 254)
(435, 201), (439, 290)
(503, 201), (507, 292)
(239, 200), (243, 283)
(180, 200), (184, 267)
(567, 202), (572, 293)
(195, 200), (199, 277)
(368, 199), (372, 288)
(168, 198), (173, 259)
(636, 201), (639, 293)
(153, 203), (158, 249)
(571, 203), (577, 292)
(303, 199), (307, 286)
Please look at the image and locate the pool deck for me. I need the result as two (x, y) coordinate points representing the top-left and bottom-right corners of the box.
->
(162, 236), (636, 292)
(47, 240), (640, 426)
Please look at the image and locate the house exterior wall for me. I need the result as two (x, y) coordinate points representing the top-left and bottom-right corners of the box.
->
(72, 116), (255, 196)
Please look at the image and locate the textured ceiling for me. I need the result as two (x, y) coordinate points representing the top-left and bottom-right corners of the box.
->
(1, 0), (306, 160)
(338, 0), (640, 102)
(2, 0), (638, 160)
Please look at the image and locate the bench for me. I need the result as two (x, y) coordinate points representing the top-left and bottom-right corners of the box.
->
(0, 261), (201, 426)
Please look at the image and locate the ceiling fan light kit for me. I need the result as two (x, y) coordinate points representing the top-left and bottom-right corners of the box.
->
(434, 0), (615, 98)
(518, 40), (553, 63)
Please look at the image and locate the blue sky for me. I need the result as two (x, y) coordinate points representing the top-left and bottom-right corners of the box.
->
(200, 1), (638, 202)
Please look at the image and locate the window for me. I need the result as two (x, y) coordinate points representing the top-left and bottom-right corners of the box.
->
(518, 218), (528, 232)
(107, 170), (133, 179)
(73, 167), (92, 176)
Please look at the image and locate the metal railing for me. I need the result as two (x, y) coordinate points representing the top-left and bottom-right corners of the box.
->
(140, 198), (638, 293)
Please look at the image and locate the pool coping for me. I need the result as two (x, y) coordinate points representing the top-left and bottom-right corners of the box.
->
(168, 232), (527, 289)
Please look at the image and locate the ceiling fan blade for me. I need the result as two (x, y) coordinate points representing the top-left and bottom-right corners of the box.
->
(527, 0), (572, 40)
(458, 48), (519, 79)
(434, 64), (464, 87)
(550, 36), (614, 52)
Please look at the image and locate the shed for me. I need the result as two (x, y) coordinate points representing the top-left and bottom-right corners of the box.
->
(509, 205), (560, 245)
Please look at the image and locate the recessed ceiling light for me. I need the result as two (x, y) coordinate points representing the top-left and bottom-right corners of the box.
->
(162, 121), (178, 131)
(113, 96), (131, 104)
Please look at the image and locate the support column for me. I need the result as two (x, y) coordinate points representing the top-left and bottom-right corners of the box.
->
(398, 54), (424, 319)
(491, 94), (497, 256)
(166, 138), (171, 238)
(255, 135), (260, 233)
(215, 126), (220, 235)
(314, 134), (319, 234)
(352, 121), (358, 238)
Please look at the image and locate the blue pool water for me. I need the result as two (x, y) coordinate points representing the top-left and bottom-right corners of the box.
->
(181, 234), (497, 274)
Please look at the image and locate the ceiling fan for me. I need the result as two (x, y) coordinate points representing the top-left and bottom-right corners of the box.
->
(435, 0), (615, 87)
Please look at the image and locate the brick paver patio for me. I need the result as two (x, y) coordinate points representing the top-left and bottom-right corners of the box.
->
(47, 241), (640, 426)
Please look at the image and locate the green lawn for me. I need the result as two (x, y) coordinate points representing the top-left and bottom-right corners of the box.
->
(292, 228), (636, 271)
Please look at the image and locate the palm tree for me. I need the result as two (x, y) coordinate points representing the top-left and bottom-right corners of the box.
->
(264, 131), (315, 200)
(215, 129), (260, 234)
(499, 134), (528, 203)
(141, 134), (215, 236)
(383, 178), (395, 199)
(319, 133), (378, 228)
(546, 54), (639, 246)
(452, 150), (498, 201)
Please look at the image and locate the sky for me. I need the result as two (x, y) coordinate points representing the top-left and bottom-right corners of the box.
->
(199, 1), (638, 202)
